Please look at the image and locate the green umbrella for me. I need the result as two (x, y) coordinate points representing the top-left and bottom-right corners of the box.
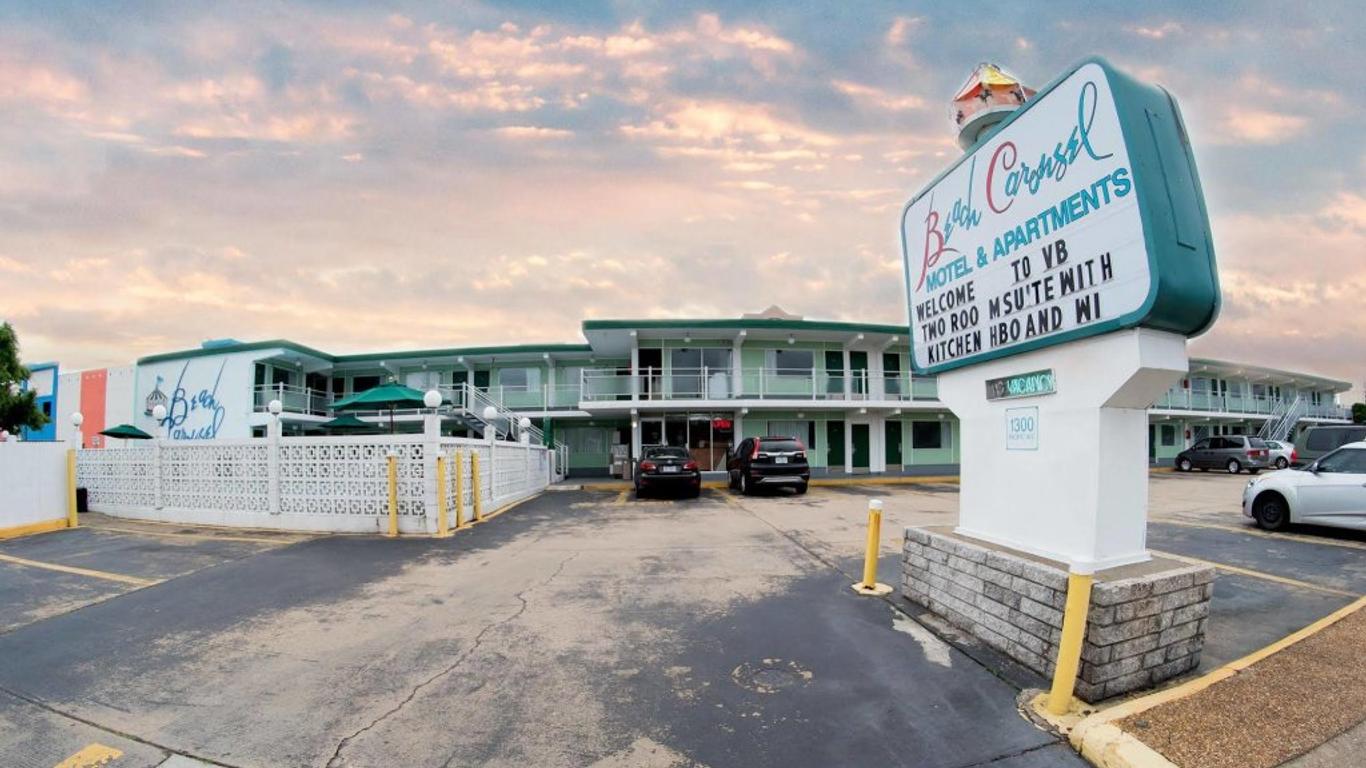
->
(99, 423), (154, 440)
(317, 414), (381, 434)
(331, 383), (430, 433)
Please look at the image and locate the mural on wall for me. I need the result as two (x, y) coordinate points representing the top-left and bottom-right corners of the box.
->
(152, 360), (227, 440)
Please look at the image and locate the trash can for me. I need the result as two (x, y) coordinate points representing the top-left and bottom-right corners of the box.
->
(76, 487), (89, 513)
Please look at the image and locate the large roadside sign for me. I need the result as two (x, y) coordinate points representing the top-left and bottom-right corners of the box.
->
(900, 57), (1220, 374)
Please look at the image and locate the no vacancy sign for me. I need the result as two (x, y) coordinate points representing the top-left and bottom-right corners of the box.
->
(900, 58), (1220, 375)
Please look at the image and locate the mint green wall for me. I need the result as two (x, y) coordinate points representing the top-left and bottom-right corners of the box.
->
(1152, 420), (1185, 461)
(900, 416), (959, 465)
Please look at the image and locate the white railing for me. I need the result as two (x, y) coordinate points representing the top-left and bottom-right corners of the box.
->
(77, 431), (551, 534)
(1152, 390), (1348, 420)
(253, 384), (331, 416)
(578, 367), (939, 403)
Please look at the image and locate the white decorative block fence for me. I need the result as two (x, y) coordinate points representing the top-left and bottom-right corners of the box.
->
(77, 422), (552, 534)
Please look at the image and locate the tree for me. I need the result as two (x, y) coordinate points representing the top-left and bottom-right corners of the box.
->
(1353, 402), (1366, 425)
(0, 321), (48, 435)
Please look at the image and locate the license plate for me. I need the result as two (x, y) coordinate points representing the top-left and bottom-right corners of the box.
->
(775, 456), (788, 464)
(662, 465), (680, 473)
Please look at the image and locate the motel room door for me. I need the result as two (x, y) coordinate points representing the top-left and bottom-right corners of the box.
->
(851, 423), (871, 470)
(826, 421), (845, 469)
(885, 421), (903, 468)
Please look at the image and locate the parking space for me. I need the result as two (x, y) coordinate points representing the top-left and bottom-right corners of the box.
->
(0, 474), (1362, 767)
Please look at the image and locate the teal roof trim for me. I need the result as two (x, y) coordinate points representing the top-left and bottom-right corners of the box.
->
(137, 339), (594, 366)
(581, 318), (907, 336)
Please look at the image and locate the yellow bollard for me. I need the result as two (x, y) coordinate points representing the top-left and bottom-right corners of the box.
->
(66, 449), (79, 529)
(435, 455), (450, 537)
(851, 498), (892, 596)
(471, 452), (483, 522)
(386, 452), (399, 538)
(453, 450), (466, 529)
(1047, 571), (1095, 715)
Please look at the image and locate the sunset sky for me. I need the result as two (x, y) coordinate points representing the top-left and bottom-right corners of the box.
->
(1, 2), (1361, 398)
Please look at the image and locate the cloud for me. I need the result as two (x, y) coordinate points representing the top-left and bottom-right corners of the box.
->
(1217, 108), (1308, 145)
(833, 80), (924, 111)
(495, 125), (574, 139)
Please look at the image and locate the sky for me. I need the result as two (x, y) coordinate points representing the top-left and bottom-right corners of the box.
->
(1, 1), (1362, 398)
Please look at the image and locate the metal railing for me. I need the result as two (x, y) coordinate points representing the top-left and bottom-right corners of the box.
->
(1151, 390), (1348, 420)
(252, 384), (332, 416)
(578, 367), (939, 403)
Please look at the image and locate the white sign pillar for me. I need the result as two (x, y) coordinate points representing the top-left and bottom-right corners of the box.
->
(937, 328), (1187, 571)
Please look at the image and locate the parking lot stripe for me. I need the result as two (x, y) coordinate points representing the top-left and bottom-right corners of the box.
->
(53, 743), (123, 768)
(1150, 549), (1359, 597)
(1158, 518), (1366, 552)
(89, 526), (289, 545)
(0, 553), (160, 587)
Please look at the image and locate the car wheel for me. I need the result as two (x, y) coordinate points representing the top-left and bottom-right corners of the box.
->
(796, 482), (808, 495)
(727, 471), (737, 490)
(1275, 457), (1289, 469)
(1253, 493), (1290, 531)
(689, 487), (701, 499)
(1226, 459), (1242, 474)
(1177, 457), (1192, 472)
(739, 473), (753, 496)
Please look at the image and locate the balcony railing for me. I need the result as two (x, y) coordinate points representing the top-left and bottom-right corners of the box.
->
(579, 367), (939, 403)
(253, 384), (332, 416)
(1151, 390), (1348, 420)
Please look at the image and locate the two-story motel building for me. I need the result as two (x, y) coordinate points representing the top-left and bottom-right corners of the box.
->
(52, 308), (1353, 476)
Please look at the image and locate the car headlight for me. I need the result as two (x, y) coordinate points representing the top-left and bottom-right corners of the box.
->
(1246, 479), (1256, 488)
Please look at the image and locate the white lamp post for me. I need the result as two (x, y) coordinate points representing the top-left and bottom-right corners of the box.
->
(518, 416), (532, 444)
(268, 399), (283, 416)
(423, 389), (442, 410)
(482, 405), (499, 439)
(71, 411), (84, 447)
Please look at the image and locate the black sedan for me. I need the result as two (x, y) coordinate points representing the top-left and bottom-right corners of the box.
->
(634, 446), (702, 498)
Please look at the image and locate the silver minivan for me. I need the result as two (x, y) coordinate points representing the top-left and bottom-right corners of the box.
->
(1174, 435), (1272, 474)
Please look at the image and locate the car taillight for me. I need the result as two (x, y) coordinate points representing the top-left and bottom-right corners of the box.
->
(640, 460), (656, 472)
(794, 452), (806, 460)
(752, 442), (761, 459)
(1291, 450), (1298, 461)
(1246, 450), (1255, 457)
(684, 461), (698, 471)
(796, 440), (806, 452)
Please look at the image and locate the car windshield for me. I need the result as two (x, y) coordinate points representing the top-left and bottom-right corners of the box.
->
(759, 439), (803, 452)
(645, 447), (689, 459)
(1315, 447), (1366, 474)
(1248, 438), (1268, 448)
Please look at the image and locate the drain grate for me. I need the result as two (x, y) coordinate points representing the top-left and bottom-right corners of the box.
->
(730, 658), (812, 694)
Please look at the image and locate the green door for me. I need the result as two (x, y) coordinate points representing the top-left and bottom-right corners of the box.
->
(824, 351), (843, 395)
(826, 420), (845, 467)
(850, 351), (868, 396)
(474, 370), (490, 389)
(852, 424), (870, 469)
(885, 421), (902, 466)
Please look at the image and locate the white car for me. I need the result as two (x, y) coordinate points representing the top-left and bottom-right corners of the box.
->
(1242, 441), (1366, 531)
(1263, 440), (1297, 470)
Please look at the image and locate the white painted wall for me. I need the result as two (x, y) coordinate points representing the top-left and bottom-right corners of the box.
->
(55, 372), (81, 444)
(937, 329), (1187, 571)
(135, 351), (268, 440)
(0, 441), (68, 529)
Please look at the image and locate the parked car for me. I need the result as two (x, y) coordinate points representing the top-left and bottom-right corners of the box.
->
(1242, 441), (1366, 531)
(1174, 435), (1271, 474)
(727, 436), (810, 495)
(634, 446), (701, 498)
(1263, 440), (1298, 470)
(1298, 425), (1366, 464)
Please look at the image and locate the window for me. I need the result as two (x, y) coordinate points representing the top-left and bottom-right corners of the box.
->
(332, 377), (345, 396)
(271, 367), (293, 386)
(352, 375), (381, 392)
(254, 363), (266, 387)
(1316, 448), (1366, 474)
(1191, 438), (1210, 450)
(770, 349), (814, 376)
(1160, 425), (1176, 446)
(406, 371), (443, 390)
(912, 421), (943, 449)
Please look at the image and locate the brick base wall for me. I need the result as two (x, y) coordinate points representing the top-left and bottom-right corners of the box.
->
(902, 526), (1215, 702)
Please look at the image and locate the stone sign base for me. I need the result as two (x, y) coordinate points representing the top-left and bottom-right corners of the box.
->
(903, 526), (1215, 702)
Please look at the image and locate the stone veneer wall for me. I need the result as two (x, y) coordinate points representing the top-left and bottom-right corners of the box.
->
(902, 526), (1215, 702)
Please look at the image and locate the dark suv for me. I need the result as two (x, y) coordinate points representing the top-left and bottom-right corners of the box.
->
(727, 436), (810, 495)
(1174, 435), (1271, 474)
(635, 446), (701, 498)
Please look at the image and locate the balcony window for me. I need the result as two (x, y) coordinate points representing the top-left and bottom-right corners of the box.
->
(406, 371), (443, 390)
(497, 367), (541, 392)
(1161, 425), (1176, 446)
(352, 375), (381, 393)
(769, 349), (814, 376)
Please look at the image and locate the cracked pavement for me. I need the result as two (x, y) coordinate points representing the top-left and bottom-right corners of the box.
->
(0, 487), (1083, 767)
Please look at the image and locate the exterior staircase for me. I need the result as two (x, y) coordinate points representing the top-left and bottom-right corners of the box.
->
(1257, 395), (1307, 443)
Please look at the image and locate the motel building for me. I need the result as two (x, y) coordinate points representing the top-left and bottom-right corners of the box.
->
(46, 307), (1352, 477)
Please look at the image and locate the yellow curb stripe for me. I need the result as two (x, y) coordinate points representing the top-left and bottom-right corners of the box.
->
(1068, 596), (1366, 766)
(0, 518), (70, 540)
(1149, 549), (1359, 597)
(1157, 518), (1366, 552)
(0, 553), (159, 587)
(53, 742), (122, 768)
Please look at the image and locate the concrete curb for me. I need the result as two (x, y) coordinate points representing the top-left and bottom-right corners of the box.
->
(1045, 596), (1366, 768)
(572, 475), (962, 491)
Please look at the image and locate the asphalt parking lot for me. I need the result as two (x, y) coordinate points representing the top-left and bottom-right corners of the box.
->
(0, 472), (1361, 768)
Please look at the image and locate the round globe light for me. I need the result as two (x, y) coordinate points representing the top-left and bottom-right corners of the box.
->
(71, 411), (84, 427)
(518, 417), (532, 429)
(267, 399), (283, 416)
(0, 429), (9, 440)
(152, 404), (168, 422)
(423, 389), (442, 409)
(482, 405), (498, 422)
